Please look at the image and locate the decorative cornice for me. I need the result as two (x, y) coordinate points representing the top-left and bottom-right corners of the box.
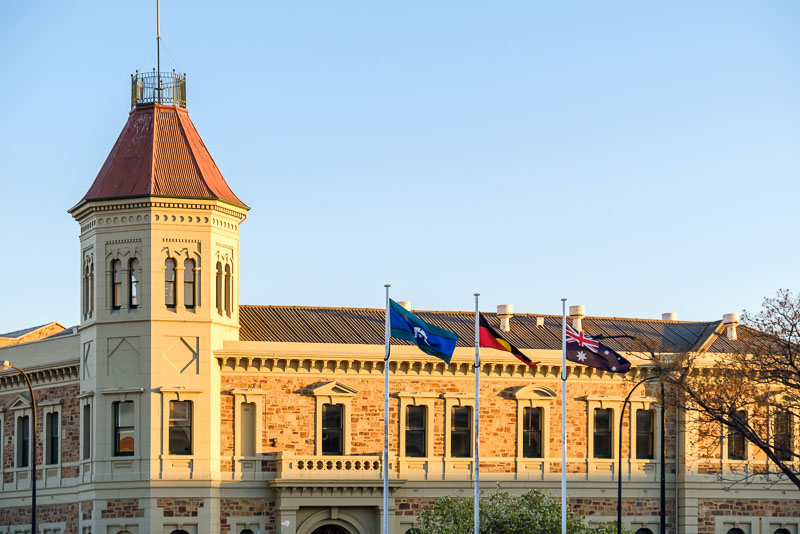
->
(217, 355), (657, 381)
(0, 362), (79, 392)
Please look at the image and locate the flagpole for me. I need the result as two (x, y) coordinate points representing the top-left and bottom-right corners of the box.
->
(561, 298), (568, 534)
(473, 293), (480, 534)
(383, 284), (391, 534)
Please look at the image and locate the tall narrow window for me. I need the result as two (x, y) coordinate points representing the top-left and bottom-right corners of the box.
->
(405, 405), (426, 457)
(17, 416), (29, 468)
(636, 409), (655, 460)
(83, 264), (90, 316)
(450, 406), (471, 457)
(184, 259), (196, 309)
(224, 264), (232, 315)
(522, 407), (543, 458)
(321, 403), (343, 455)
(774, 411), (792, 461)
(111, 259), (122, 309)
(215, 262), (223, 313)
(88, 261), (94, 314)
(593, 408), (613, 459)
(727, 410), (747, 460)
(164, 258), (176, 308)
(129, 258), (139, 308)
(46, 412), (59, 465)
(114, 401), (135, 456)
(241, 402), (256, 457)
(169, 400), (193, 455)
(82, 404), (91, 460)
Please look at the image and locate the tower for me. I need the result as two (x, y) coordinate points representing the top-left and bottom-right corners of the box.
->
(68, 71), (247, 506)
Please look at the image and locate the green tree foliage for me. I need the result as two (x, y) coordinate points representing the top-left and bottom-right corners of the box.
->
(408, 489), (619, 534)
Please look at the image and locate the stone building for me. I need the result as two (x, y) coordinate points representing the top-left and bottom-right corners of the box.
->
(0, 72), (797, 534)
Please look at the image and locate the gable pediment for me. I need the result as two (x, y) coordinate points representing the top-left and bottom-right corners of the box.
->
(311, 381), (358, 398)
(8, 395), (31, 411)
(513, 385), (557, 400)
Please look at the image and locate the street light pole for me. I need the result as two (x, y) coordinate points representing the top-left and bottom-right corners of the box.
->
(617, 375), (660, 534)
(2, 361), (37, 534)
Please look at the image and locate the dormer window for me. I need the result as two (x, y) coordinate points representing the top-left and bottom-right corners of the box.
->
(164, 258), (176, 308)
(129, 258), (140, 308)
(111, 259), (122, 310)
(184, 258), (196, 309)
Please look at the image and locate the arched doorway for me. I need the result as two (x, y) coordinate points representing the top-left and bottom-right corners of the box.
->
(311, 526), (351, 534)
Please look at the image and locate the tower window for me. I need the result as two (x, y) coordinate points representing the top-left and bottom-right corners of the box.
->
(164, 258), (176, 308)
(111, 259), (122, 309)
(224, 264), (232, 316)
(83, 263), (90, 317)
(82, 404), (91, 460)
(114, 401), (135, 456)
(169, 400), (193, 455)
(129, 258), (140, 308)
(593, 408), (613, 459)
(522, 406), (543, 458)
(184, 259), (196, 309)
(215, 262), (223, 313)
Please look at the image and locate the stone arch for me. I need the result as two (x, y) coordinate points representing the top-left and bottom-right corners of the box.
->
(310, 527), (351, 534)
(296, 509), (369, 534)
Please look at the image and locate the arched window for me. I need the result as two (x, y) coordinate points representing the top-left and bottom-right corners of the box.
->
(774, 529), (791, 534)
(164, 258), (176, 308)
(89, 260), (94, 314)
(224, 263), (232, 316)
(129, 258), (140, 308)
(727, 529), (746, 534)
(169, 531), (190, 534)
(83, 263), (90, 317)
(635, 529), (655, 534)
(111, 259), (122, 309)
(241, 530), (255, 534)
(184, 258), (196, 309)
(215, 261), (223, 313)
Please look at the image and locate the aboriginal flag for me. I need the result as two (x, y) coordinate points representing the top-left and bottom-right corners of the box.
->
(478, 313), (537, 366)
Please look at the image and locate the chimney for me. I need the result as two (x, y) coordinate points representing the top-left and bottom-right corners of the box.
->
(723, 313), (739, 340)
(398, 301), (412, 311)
(569, 305), (585, 331)
(497, 304), (513, 332)
(662, 312), (677, 321)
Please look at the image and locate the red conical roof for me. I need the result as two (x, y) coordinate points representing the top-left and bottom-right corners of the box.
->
(78, 104), (246, 208)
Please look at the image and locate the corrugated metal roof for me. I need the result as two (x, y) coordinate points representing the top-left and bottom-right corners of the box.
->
(78, 104), (246, 208)
(239, 305), (742, 353)
(0, 324), (51, 339)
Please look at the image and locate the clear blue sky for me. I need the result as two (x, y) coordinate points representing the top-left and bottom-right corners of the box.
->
(1, 1), (798, 331)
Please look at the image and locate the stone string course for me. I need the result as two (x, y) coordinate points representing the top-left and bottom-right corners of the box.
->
(698, 499), (800, 533)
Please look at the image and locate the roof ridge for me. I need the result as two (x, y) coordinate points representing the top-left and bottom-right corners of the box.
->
(173, 107), (215, 198)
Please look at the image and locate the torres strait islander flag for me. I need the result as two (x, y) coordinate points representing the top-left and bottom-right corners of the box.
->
(478, 313), (537, 366)
(389, 299), (458, 363)
(565, 324), (631, 373)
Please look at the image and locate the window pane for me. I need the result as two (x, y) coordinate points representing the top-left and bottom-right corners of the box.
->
(405, 406), (426, 457)
(523, 407), (542, 458)
(129, 259), (139, 307)
(636, 410), (654, 460)
(117, 401), (135, 427)
(775, 411), (792, 461)
(593, 409), (613, 459)
(165, 259), (176, 307)
(82, 404), (91, 460)
(322, 404), (343, 455)
(451, 406), (471, 457)
(184, 259), (195, 307)
(728, 410), (747, 460)
(117, 430), (135, 454)
(47, 413), (59, 464)
(112, 260), (122, 308)
(595, 409), (611, 432)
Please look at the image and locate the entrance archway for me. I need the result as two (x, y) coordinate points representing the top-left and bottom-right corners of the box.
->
(311, 526), (351, 534)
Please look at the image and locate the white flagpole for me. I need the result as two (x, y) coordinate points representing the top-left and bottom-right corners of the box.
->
(561, 298), (568, 534)
(383, 284), (391, 534)
(473, 293), (480, 534)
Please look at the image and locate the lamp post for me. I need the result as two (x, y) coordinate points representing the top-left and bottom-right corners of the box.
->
(617, 374), (661, 534)
(2, 361), (37, 534)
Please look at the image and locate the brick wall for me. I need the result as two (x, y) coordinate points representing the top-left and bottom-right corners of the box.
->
(0, 503), (79, 534)
(698, 498), (800, 533)
(102, 498), (145, 519)
(157, 498), (205, 518)
(219, 498), (274, 533)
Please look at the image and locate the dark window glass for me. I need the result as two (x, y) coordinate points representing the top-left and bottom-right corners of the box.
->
(129, 258), (139, 308)
(405, 405), (426, 457)
(114, 401), (135, 456)
(224, 264), (232, 315)
(215, 262), (223, 313)
(321, 404), (343, 455)
(774, 529), (791, 534)
(774, 411), (792, 461)
(83, 264), (90, 316)
(727, 529), (746, 534)
(111, 259), (122, 309)
(450, 406), (471, 458)
(17, 416), (29, 468)
(593, 408), (613, 459)
(164, 258), (176, 307)
(636, 409), (655, 460)
(727, 411), (747, 460)
(635, 529), (655, 534)
(46, 412), (59, 464)
(82, 404), (91, 460)
(169, 401), (193, 455)
(523, 407), (543, 458)
(184, 259), (195, 308)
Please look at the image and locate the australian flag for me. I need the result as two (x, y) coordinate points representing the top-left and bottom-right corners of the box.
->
(389, 299), (458, 363)
(566, 324), (630, 373)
